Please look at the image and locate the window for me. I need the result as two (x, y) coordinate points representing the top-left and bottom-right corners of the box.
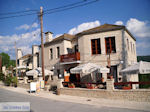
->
(50, 48), (53, 59)
(133, 44), (135, 54)
(105, 37), (116, 54)
(127, 39), (129, 50)
(91, 38), (101, 55)
(56, 47), (60, 58)
(130, 42), (132, 52)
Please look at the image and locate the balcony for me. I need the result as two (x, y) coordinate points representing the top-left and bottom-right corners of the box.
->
(60, 52), (80, 64)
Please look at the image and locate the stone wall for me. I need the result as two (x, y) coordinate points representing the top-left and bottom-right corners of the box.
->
(18, 83), (29, 89)
(60, 88), (150, 102)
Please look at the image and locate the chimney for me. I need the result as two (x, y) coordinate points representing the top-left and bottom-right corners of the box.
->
(17, 49), (22, 59)
(45, 31), (53, 42)
(32, 45), (39, 55)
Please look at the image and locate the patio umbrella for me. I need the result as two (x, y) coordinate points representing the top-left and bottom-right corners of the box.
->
(13, 66), (27, 70)
(70, 63), (109, 74)
(120, 61), (150, 74)
(26, 67), (53, 77)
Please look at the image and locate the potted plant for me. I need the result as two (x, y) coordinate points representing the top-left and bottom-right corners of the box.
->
(68, 83), (75, 88)
(101, 77), (104, 82)
(122, 84), (131, 90)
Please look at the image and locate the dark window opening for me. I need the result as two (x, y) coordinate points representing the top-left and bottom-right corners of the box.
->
(57, 47), (60, 58)
(50, 48), (53, 59)
(74, 45), (78, 53)
(105, 37), (116, 54)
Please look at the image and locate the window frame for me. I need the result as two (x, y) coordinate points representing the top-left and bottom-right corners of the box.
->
(91, 38), (101, 55)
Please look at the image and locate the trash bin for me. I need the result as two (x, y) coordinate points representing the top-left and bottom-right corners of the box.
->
(56, 89), (60, 95)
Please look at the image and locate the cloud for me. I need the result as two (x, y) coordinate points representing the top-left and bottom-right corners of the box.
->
(16, 22), (38, 30)
(0, 28), (40, 59)
(115, 21), (123, 25)
(68, 20), (100, 35)
(126, 18), (150, 38)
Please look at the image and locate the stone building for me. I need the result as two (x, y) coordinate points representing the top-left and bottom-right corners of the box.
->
(17, 45), (39, 71)
(39, 24), (137, 84)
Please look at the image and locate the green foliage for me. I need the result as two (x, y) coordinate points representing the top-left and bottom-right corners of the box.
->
(137, 56), (150, 62)
(4, 74), (12, 86)
(9, 60), (16, 67)
(0, 72), (5, 81)
(0, 52), (16, 68)
(12, 76), (18, 87)
(139, 74), (150, 88)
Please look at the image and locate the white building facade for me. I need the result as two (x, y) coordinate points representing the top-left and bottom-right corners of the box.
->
(39, 24), (137, 84)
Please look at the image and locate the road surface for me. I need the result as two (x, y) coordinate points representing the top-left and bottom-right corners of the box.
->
(0, 88), (148, 112)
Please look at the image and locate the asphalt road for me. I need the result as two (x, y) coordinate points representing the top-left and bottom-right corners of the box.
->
(0, 88), (148, 112)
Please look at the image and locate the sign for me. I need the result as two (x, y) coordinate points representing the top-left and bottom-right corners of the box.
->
(40, 80), (44, 89)
(0, 102), (30, 112)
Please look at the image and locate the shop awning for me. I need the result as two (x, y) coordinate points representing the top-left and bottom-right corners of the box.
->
(120, 61), (150, 74)
(70, 63), (109, 74)
(26, 67), (53, 77)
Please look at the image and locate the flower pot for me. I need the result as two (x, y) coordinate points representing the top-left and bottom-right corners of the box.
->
(101, 78), (104, 82)
(68, 83), (75, 88)
(123, 86), (131, 90)
(87, 86), (94, 89)
(68, 85), (75, 88)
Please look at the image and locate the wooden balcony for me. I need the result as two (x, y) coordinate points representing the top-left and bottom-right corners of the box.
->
(60, 52), (80, 63)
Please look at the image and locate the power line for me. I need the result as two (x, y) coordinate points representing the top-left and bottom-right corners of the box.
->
(0, 12), (38, 20)
(43, 0), (98, 15)
(0, 9), (38, 16)
(44, 0), (86, 13)
(0, 0), (99, 20)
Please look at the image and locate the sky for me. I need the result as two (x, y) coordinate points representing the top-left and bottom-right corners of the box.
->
(0, 0), (150, 59)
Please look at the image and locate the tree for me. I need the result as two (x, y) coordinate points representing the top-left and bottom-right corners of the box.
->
(0, 52), (10, 68)
(0, 52), (15, 68)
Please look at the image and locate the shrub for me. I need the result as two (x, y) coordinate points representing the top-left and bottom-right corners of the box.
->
(0, 72), (5, 81)
(4, 74), (12, 86)
(12, 76), (18, 87)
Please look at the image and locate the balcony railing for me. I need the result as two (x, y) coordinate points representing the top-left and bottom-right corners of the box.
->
(60, 52), (80, 63)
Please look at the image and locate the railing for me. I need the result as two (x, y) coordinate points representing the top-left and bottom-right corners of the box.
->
(60, 52), (80, 62)
(62, 82), (106, 89)
(114, 81), (150, 89)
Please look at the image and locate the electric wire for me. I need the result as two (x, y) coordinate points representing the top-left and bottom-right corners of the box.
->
(0, 0), (99, 20)
(43, 0), (98, 15)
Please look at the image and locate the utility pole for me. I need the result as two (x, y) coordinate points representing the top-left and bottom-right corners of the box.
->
(15, 41), (18, 77)
(40, 7), (45, 82)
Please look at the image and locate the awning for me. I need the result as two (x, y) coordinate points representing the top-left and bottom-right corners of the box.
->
(70, 63), (109, 74)
(13, 66), (26, 70)
(26, 67), (53, 77)
(120, 61), (150, 74)
(60, 61), (81, 65)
